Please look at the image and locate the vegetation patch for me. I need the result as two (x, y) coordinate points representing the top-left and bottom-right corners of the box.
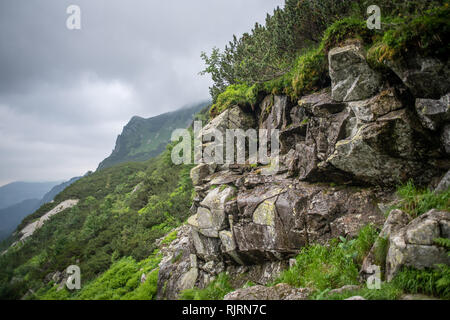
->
(274, 224), (378, 292)
(367, 5), (450, 65)
(180, 273), (233, 300)
(391, 265), (450, 299)
(209, 84), (259, 118)
(394, 180), (449, 218)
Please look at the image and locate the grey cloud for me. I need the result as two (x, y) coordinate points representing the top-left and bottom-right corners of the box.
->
(0, 0), (283, 185)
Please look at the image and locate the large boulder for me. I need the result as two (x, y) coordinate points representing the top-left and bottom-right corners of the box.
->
(230, 182), (385, 264)
(199, 105), (256, 138)
(327, 109), (438, 186)
(329, 44), (382, 102)
(435, 170), (450, 193)
(385, 209), (450, 281)
(190, 163), (214, 186)
(348, 88), (404, 122)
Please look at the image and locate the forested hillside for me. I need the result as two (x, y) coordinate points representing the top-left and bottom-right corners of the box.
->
(0, 143), (195, 299)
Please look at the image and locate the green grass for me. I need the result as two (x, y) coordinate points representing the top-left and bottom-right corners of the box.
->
(392, 265), (450, 299)
(179, 273), (234, 300)
(434, 238), (450, 252)
(395, 180), (450, 218)
(161, 230), (178, 245)
(320, 282), (403, 300)
(319, 265), (450, 300)
(35, 250), (162, 300)
(274, 224), (378, 292)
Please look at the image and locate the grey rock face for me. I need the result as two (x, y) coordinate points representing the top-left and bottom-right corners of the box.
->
(259, 95), (292, 131)
(329, 44), (382, 102)
(157, 225), (197, 300)
(415, 93), (450, 131)
(327, 109), (438, 186)
(199, 105), (256, 140)
(386, 54), (450, 99)
(188, 186), (236, 238)
(348, 88), (403, 122)
(190, 164), (214, 186)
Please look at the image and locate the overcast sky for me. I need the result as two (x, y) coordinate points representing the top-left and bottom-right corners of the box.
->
(0, 0), (283, 186)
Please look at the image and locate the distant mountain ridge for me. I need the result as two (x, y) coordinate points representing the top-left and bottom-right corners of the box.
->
(0, 181), (61, 210)
(0, 199), (40, 241)
(38, 176), (81, 206)
(0, 177), (81, 241)
(97, 101), (209, 170)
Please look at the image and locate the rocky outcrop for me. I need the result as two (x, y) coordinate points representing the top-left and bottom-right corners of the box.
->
(361, 208), (450, 282)
(435, 170), (450, 193)
(156, 41), (450, 299)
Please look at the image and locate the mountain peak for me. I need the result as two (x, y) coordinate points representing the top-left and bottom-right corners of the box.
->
(97, 101), (209, 170)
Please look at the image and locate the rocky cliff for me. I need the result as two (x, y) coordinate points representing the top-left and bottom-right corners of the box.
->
(156, 41), (449, 299)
